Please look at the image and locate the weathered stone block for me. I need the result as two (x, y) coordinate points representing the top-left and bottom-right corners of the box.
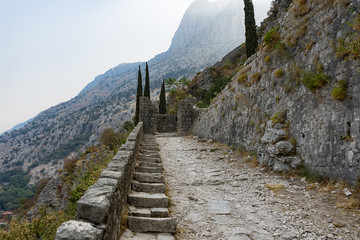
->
(261, 128), (287, 144)
(134, 172), (164, 183)
(76, 184), (114, 224)
(128, 192), (168, 208)
(107, 160), (127, 172)
(272, 160), (291, 173)
(55, 220), (103, 240)
(132, 181), (165, 193)
(100, 170), (123, 180)
(127, 217), (176, 233)
(275, 141), (294, 155)
(136, 166), (163, 173)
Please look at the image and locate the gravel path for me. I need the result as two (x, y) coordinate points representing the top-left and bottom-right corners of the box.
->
(156, 134), (360, 240)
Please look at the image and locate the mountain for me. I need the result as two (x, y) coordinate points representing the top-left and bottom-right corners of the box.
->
(0, 0), (246, 182)
(0, 117), (34, 136)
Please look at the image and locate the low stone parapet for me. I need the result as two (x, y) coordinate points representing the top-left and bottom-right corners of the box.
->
(55, 122), (143, 240)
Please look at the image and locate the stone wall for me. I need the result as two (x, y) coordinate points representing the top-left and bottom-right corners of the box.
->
(192, 2), (360, 184)
(156, 114), (178, 133)
(55, 123), (143, 240)
(178, 98), (198, 135)
(140, 97), (156, 134)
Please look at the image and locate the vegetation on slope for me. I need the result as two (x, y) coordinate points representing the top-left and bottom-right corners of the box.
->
(0, 169), (34, 211)
(0, 123), (133, 239)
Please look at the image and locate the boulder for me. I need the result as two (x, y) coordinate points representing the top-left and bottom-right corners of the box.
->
(272, 160), (291, 173)
(55, 220), (103, 240)
(261, 128), (287, 144)
(274, 141), (294, 155)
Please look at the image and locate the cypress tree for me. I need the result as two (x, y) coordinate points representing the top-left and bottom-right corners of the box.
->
(144, 62), (150, 98)
(134, 65), (143, 125)
(244, 0), (258, 58)
(159, 80), (167, 114)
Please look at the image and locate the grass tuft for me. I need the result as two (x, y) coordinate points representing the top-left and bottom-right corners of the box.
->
(331, 79), (347, 100)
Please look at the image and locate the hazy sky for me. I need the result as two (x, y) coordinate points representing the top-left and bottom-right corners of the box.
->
(0, 0), (272, 133)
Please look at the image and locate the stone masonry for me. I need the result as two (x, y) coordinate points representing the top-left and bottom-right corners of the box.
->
(192, 1), (360, 184)
(119, 134), (176, 239)
(55, 123), (143, 240)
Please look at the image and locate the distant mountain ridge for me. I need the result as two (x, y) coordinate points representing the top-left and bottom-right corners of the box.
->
(0, 117), (34, 136)
(0, 0), (245, 181)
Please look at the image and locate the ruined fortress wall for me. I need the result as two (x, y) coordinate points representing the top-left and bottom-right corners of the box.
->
(55, 123), (143, 240)
(193, 2), (360, 184)
(156, 114), (178, 133)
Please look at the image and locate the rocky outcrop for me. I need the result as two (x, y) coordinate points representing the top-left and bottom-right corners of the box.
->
(28, 176), (69, 219)
(192, 0), (360, 184)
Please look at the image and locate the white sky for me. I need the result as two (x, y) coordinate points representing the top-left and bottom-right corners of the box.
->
(0, 0), (272, 133)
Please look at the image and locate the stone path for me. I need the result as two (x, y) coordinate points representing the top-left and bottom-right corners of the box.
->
(120, 134), (176, 240)
(157, 135), (360, 240)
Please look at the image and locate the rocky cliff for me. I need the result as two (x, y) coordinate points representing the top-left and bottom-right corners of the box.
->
(0, 0), (246, 182)
(192, 0), (360, 184)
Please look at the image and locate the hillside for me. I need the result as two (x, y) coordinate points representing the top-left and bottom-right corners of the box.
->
(191, 0), (360, 184)
(0, 0), (245, 186)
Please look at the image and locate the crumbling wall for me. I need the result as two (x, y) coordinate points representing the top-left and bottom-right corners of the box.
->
(140, 97), (156, 134)
(156, 114), (178, 133)
(178, 98), (198, 135)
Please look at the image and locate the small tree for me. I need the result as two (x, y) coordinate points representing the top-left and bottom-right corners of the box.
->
(144, 62), (150, 98)
(99, 128), (122, 151)
(134, 65), (143, 125)
(244, 0), (258, 58)
(159, 80), (167, 114)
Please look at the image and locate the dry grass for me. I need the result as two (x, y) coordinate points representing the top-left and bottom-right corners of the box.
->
(118, 205), (129, 238)
(265, 184), (285, 192)
(251, 72), (262, 83)
(292, 0), (311, 18)
(336, 197), (360, 210)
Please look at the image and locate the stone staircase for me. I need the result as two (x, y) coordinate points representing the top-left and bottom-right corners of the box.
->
(120, 134), (176, 239)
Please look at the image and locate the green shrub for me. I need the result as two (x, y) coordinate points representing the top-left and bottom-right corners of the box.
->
(167, 88), (188, 114)
(99, 128), (124, 152)
(271, 111), (286, 124)
(300, 166), (324, 183)
(301, 71), (329, 91)
(274, 69), (284, 78)
(264, 27), (280, 47)
(237, 74), (248, 84)
(331, 79), (347, 100)
(335, 14), (360, 59)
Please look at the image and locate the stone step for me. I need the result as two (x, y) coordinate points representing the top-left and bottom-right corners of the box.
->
(128, 192), (168, 208)
(127, 216), (176, 233)
(132, 181), (165, 193)
(140, 144), (157, 148)
(139, 156), (162, 163)
(119, 229), (174, 240)
(136, 166), (162, 174)
(150, 208), (170, 218)
(139, 161), (163, 168)
(140, 149), (158, 153)
(129, 207), (169, 218)
(134, 172), (164, 183)
(139, 154), (160, 160)
(129, 208), (151, 217)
